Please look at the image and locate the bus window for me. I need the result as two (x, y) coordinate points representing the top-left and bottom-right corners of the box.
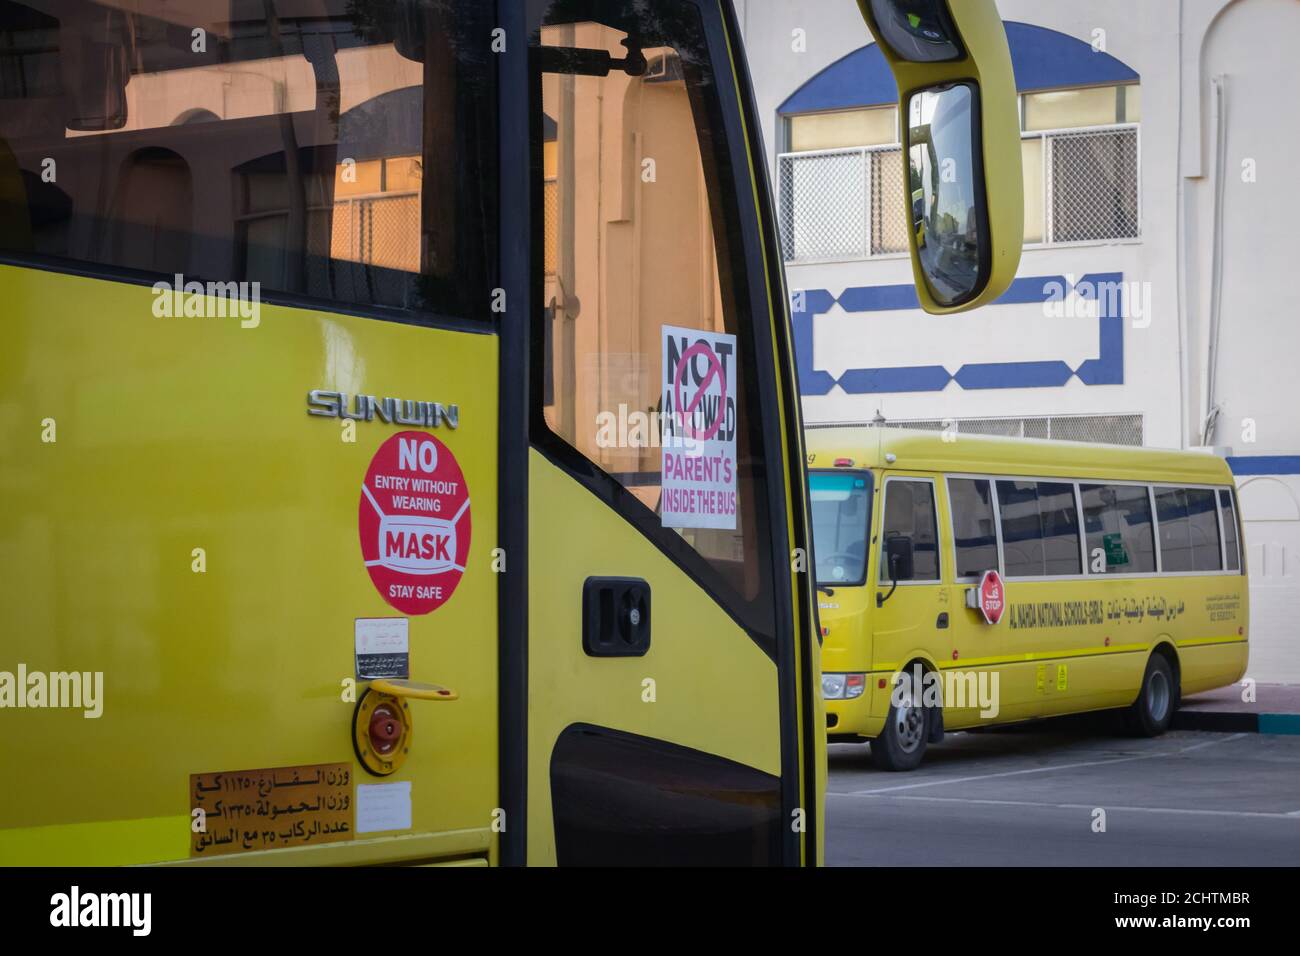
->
(1220, 489), (1242, 572)
(1080, 483), (1157, 575)
(948, 477), (999, 578)
(810, 472), (872, 585)
(1156, 487), (1223, 573)
(996, 479), (1081, 577)
(0, 0), (497, 321)
(532, 0), (775, 634)
(879, 479), (939, 582)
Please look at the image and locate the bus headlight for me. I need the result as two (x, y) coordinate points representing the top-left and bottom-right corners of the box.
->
(822, 674), (866, 700)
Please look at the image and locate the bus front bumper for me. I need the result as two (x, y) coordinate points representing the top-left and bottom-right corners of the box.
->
(824, 682), (885, 739)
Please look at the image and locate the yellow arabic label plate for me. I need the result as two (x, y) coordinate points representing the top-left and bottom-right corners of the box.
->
(190, 762), (354, 858)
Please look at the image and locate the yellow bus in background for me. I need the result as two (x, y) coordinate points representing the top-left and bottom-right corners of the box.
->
(808, 428), (1248, 771)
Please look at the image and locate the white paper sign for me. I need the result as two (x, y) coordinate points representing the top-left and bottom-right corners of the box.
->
(660, 325), (738, 530)
(355, 781), (412, 834)
(354, 617), (409, 680)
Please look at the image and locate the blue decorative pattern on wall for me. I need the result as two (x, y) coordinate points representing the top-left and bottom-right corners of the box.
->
(1226, 456), (1300, 476)
(791, 274), (1125, 396)
(778, 22), (1140, 114)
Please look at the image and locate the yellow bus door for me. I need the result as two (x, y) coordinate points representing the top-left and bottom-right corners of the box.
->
(942, 475), (1015, 726)
(870, 475), (951, 735)
(518, 0), (818, 865)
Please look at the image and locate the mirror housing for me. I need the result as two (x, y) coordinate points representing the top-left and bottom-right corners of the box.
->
(393, 0), (428, 63)
(858, 0), (1022, 313)
(61, 10), (130, 131)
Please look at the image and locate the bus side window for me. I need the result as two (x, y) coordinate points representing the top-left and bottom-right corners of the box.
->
(1186, 489), (1224, 572)
(1080, 483), (1156, 575)
(0, 0), (498, 320)
(879, 480), (939, 582)
(1220, 489), (1242, 572)
(1156, 487), (1222, 573)
(996, 480), (1081, 577)
(948, 477), (999, 578)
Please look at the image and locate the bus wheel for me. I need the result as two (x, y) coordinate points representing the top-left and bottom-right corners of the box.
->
(1125, 654), (1175, 737)
(871, 668), (929, 771)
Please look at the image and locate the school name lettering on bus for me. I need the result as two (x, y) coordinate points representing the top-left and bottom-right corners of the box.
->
(1106, 596), (1187, 624)
(1008, 596), (1193, 630)
(190, 763), (354, 857)
(1008, 600), (1106, 630)
(308, 390), (460, 429)
(1206, 593), (1242, 622)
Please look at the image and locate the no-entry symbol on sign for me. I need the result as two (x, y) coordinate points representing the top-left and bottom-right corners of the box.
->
(359, 431), (471, 615)
(672, 342), (729, 442)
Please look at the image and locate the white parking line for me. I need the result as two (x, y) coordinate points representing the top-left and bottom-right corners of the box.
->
(828, 791), (1300, 821)
(841, 733), (1249, 795)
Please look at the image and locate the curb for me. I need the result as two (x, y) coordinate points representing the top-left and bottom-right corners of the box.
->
(1171, 710), (1258, 733)
(1259, 713), (1300, 735)
(1173, 710), (1300, 734)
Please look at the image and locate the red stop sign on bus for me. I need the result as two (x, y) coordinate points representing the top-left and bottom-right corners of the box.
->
(978, 569), (1005, 625)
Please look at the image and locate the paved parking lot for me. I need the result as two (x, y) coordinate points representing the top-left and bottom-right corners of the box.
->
(827, 720), (1300, 866)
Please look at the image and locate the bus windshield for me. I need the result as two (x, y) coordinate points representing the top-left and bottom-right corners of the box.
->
(810, 471), (872, 586)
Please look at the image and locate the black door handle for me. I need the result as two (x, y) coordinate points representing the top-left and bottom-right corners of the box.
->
(936, 612), (949, 629)
(582, 577), (651, 657)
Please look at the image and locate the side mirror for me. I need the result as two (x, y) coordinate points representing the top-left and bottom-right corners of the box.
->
(877, 535), (914, 608)
(858, 0), (1022, 313)
(886, 535), (915, 582)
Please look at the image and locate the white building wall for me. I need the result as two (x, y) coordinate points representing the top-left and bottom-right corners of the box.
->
(738, 0), (1300, 682)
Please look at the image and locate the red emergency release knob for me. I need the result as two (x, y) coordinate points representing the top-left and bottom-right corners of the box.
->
(369, 704), (402, 754)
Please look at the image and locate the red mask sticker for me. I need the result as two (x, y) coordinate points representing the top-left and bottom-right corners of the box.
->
(359, 431), (471, 615)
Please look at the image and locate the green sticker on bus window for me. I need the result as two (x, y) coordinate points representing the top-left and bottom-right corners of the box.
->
(1103, 533), (1129, 568)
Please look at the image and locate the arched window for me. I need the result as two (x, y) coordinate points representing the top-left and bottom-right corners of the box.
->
(108, 147), (193, 276)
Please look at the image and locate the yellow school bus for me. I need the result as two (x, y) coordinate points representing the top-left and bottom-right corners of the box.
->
(808, 428), (1249, 770)
(0, 0), (1022, 863)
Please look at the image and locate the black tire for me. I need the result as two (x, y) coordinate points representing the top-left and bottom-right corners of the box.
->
(871, 668), (929, 771)
(1125, 654), (1176, 737)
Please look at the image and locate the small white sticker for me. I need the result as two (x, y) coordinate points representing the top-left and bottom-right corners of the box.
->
(355, 617), (409, 680)
(356, 781), (412, 833)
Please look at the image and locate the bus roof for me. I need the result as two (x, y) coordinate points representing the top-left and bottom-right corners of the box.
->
(804, 427), (1235, 486)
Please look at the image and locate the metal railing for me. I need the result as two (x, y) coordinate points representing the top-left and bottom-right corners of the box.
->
(776, 144), (907, 263)
(807, 413), (1144, 447)
(543, 177), (558, 276)
(1029, 123), (1140, 245)
(777, 124), (1140, 263)
(331, 191), (421, 272)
